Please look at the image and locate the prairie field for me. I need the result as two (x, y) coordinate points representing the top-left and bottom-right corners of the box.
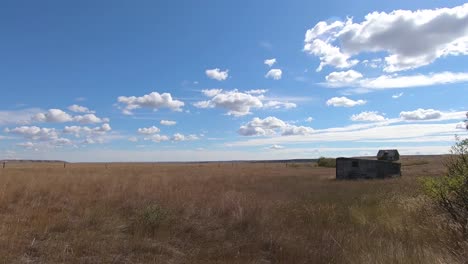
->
(0, 156), (465, 263)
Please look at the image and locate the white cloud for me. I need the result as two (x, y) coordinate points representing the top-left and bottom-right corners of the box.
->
(304, 4), (468, 72)
(137, 126), (160, 135)
(281, 125), (314, 136)
(202, 89), (223, 97)
(63, 124), (112, 137)
(359, 72), (468, 90)
(245, 89), (268, 95)
(304, 38), (359, 71)
(263, 101), (297, 109)
(392, 92), (404, 99)
(145, 134), (170, 143)
(325, 71), (468, 92)
(264, 58), (277, 67)
(33, 109), (73, 123)
(6, 126), (59, 141)
(205, 68), (229, 81)
(194, 89), (263, 116)
(194, 89), (296, 116)
(117, 92), (184, 115)
(95, 123), (112, 133)
(0, 108), (42, 125)
(160, 120), (177, 126)
(325, 70), (363, 86)
(351, 111), (387, 122)
(238, 116), (287, 136)
(265, 69), (282, 80)
(31, 109), (108, 124)
(238, 116), (314, 137)
(128, 137), (138, 142)
(171, 133), (199, 141)
(73, 114), (108, 124)
(82, 137), (105, 145)
(326, 97), (366, 107)
(362, 58), (382, 68)
(229, 121), (462, 147)
(68, 105), (94, 113)
(269, 144), (284, 150)
(305, 117), (314, 122)
(400, 108), (442, 120)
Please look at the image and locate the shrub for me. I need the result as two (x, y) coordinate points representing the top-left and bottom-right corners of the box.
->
(317, 157), (336, 168)
(423, 137), (468, 240)
(129, 204), (169, 236)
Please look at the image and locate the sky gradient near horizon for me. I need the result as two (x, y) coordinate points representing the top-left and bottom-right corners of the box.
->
(1, 0), (467, 162)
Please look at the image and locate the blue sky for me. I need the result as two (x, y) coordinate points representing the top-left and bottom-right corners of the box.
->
(1, 0), (467, 161)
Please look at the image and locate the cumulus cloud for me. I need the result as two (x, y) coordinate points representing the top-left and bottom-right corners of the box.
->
(305, 117), (314, 122)
(304, 38), (359, 71)
(5, 125), (73, 148)
(5, 126), (59, 141)
(145, 134), (170, 143)
(171, 133), (199, 141)
(31, 109), (108, 124)
(194, 89), (263, 116)
(281, 125), (314, 136)
(265, 69), (282, 80)
(326, 97), (366, 107)
(205, 68), (229, 81)
(117, 92), (184, 115)
(400, 108), (442, 120)
(325, 70), (363, 86)
(160, 120), (177, 126)
(264, 58), (277, 67)
(137, 126), (160, 135)
(73, 114), (108, 124)
(304, 4), (468, 72)
(194, 89), (296, 116)
(63, 124), (112, 137)
(32, 109), (73, 123)
(202, 89), (223, 97)
(238, 116), (287, 136)
(351, 111), (387, 122)
(68, 104), (94, 113)
(238, 116), (314, 137)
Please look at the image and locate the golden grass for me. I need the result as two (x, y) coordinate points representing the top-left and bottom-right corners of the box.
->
(0, 157), (463, 263)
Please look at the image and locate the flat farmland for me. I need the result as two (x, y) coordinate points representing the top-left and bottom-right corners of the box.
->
(0, 156), (462, 263)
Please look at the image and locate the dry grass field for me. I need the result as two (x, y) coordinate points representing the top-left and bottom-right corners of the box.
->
(0, 156), (465, 263)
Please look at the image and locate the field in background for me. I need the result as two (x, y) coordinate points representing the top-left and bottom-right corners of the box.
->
(0, 156), (463, 263)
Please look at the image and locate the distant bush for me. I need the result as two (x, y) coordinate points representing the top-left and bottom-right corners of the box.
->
(423, 137), (468, 240)
(317, 157), (336, 168)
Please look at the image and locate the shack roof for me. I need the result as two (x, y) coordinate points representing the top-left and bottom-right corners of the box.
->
(377, 149), (400, 161)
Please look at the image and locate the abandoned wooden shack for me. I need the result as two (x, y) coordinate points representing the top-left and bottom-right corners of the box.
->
(336, 150), (401, 179)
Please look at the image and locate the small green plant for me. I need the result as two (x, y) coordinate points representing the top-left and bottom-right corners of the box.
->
(317, 157), (336, 168)
(129, 204), (169, 236)
(423, 137), (468, 240)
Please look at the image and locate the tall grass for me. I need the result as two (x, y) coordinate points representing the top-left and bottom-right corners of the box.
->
(0, 159), (462, 263)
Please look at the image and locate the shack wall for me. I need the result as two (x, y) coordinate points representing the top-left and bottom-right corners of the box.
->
(336, 158), (401, 179)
